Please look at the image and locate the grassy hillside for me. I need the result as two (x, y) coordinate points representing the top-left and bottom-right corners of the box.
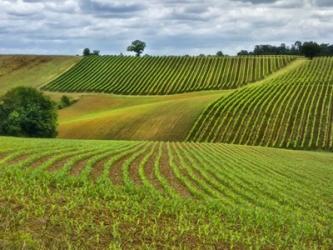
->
(188, 57), (333, 151)
(0, 136), (332, 248)
(57, 91), (228, 141)
(42, 55), (296, 95)
(0, 55), (80, 95)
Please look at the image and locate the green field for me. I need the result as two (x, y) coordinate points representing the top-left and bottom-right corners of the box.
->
(1, 54), (333, 249)
(57, 91), (229, 141)
(0, 55), (80, 95)
(188, 57), (333, 151)
(42, 55), (296, 95)
(1, 136), (333, 248)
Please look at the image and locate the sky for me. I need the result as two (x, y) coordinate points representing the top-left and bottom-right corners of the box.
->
(1, 0), (333, 56)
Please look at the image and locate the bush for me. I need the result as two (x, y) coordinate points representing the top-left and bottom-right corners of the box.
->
(58, 95), (76, 109)
(0, 87), (57, 138)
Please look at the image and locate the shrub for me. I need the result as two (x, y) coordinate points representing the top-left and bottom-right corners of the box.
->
(0, 87), (57, 138)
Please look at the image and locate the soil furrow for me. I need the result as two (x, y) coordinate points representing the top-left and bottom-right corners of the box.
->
(160, 144), (191, 197)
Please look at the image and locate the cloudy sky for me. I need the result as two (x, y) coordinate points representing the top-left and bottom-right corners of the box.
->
(1, 0), (333, 55)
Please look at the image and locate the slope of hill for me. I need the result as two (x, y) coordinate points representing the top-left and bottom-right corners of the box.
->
(0, 55), (80, 95)
(57, 91), (228, 141)
(1, 136), (332, 248)
(187, 57), (333, 151)
(42, 55), (296, 95)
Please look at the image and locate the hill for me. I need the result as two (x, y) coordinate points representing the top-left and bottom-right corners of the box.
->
(1, 136), (332, 248)
(0, 55), (80, 95)
(57, 91), (229, 141)
(187, 57), (333, 151)
(42, 55), (296, 95)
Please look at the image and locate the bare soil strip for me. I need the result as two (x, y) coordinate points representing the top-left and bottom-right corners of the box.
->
(109, 154), (130, 186)
(128, 148), (151, 186)
(109, 146), (148, 186)
(70, 157), (90, 176)
(143, 146), (164, 192)
(7, 153), (30, 165)
(47, 152), (79, 172)
(90, 154), (113, 181)
(159, 144), (192, 197)
(30, 155), (54, 169)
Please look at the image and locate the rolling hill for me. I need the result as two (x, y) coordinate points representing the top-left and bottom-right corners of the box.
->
(42, 55), (296, 95)
(0, 55), (80, 95)
(57, 91), (229, 141)
(187, 57), (333, 151)
(1, 136), (333, 248)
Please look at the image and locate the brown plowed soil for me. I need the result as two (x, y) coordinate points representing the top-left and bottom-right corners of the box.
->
(109, 154), (129, 186)
(90, 154), (113, 181)
(30, 155), (54, 169)
(143, 144), (164, 192)
(70, 157), (90, 176)
(47, 152), (79, 173)
(159, 144), (192, 197)
(7, 153), (30, 165)
(109, 148), (145, 186)
(128, 147), (151, 186)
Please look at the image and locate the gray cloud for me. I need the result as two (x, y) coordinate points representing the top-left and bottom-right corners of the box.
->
(0, 0), (332, 55)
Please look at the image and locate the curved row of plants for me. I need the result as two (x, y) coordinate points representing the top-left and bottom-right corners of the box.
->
(1, 136), (332, 248)
(42, 55), (296, 95)
(187, 57), (333, 151)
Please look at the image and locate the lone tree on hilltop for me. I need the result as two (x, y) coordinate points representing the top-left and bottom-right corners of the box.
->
(0, 87), (57, 138)
(83, 48), (91, 56)
(301, 42), (321, 59)
(127, 40), (146, 57)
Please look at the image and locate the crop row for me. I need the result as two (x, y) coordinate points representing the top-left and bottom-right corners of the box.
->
(187, 57), (333, 151)
(1, 137), (332, 214)
(2, 137), (333, 249)
(42, 56), (296, 95)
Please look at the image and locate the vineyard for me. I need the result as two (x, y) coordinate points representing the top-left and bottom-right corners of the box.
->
(42, 55), (296, 95)
(1, 136), (333, 248)
(188, 57), (333, 151)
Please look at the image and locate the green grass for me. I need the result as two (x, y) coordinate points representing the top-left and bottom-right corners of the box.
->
(0, 55), (80, 95)
(42, 55), (296, 95)
(57, 91), (229, 141)
(188, 57), (333, 151)
(0, 136), (333, 249)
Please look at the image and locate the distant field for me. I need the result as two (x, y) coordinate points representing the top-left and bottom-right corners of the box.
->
(1, 136), (332, 248)
(42, 55), (296, 95)
(188, 57), (333, 151)
(57, 91), (228, 141)
(0, 55), (80, 95)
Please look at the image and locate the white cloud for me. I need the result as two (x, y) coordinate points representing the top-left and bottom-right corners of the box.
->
(0, 0), (332, 55)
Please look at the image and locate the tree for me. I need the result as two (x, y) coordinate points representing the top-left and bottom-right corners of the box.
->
(83, 48), (91, 56)
(301, 42), (321, 59)
(92, 50), (100, 56)
(0, 87), (57, 138)
(294, 41), (302, 52)
(237, 50), (249, 56)
(216, 51), (224, 57)
(127, 40), (146, 57)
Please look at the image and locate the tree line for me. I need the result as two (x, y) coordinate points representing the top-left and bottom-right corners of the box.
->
(237, 41), (333, 59)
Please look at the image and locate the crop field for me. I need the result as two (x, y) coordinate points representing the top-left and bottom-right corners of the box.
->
(0, 55), (80, 95)
(1, 136), (333, 248)
(188, 57), (333, 151)
(42, 55), (296, 95)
